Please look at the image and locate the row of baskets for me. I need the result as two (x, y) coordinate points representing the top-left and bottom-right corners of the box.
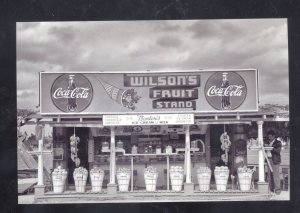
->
(52, 166), (255, 193)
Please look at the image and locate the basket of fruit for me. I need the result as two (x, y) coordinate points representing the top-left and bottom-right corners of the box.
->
(90, 166), (104, 192)
(52, 166), (68, 193)
(144, 166), (158, 192)
(73, 167), (88, 193)
(116, 167), (131, 192)
(169, 166), (184, 191)
(214, 166), (229, 191)
(197, 167), (211, 191)
(237, 166), (255, 191)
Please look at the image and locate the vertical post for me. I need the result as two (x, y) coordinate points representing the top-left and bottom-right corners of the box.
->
(35, 125), (45, 196)
(107, 126), (118, 194)
(131, 156), (134, 192)
(167, 155), (170, 191)
(37, 125), (44, 186)
(110, 127), (116, 184)
(185, 125), (191, 183)
(184, 125), (194, 194)
(205, 125), (211, 168)
(256, 120), (269, 193)
(257, 121), (265, 182)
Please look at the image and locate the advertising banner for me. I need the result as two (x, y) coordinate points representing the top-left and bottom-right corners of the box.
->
(40, 70), (258, 114)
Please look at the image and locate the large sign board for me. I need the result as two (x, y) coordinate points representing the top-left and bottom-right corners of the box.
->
(40, 70), (258, 114)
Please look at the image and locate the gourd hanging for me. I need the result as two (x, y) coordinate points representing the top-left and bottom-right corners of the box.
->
(70, 127), (80, 167)
(220, 124), (231, 164)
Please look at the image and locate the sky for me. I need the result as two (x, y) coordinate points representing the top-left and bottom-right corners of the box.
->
(17, 19), (289, 109)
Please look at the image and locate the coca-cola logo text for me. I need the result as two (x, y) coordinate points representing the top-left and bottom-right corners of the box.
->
(51, 74), (93, 112)
(206, 85), (244, 97)
(204, 72), (247, 110)
(53, 87), (90, 99)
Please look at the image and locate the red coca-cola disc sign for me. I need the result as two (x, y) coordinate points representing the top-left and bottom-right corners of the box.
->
(51, 74), (93, 112)
(204, 72), (247, 110)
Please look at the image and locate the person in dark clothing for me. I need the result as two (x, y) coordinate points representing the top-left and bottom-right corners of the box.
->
(266, 130), (282, 195)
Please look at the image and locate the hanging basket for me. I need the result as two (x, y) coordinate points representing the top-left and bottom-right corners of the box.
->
(197, 167), (212, 191)
(169, 166), (184, 191)
(117, 168), (131, 192)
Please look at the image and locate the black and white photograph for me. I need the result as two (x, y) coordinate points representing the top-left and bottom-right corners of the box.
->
(16, 19), (289, 204)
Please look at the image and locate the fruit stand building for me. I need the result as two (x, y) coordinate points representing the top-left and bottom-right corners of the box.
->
(20, 69), (289, 203)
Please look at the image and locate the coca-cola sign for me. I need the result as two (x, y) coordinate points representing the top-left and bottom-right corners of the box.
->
(51, 74), (93, 112)
(204, 72), (247, 110)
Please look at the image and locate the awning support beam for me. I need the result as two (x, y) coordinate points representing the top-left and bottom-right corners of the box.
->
(109, 127), (116, 184)
(257, 121), (265, 182)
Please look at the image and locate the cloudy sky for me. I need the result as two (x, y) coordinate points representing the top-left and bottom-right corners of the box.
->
(17, 19), (288, 109)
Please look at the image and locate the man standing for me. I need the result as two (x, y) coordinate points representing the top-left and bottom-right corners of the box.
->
(266, 130), (282, 195)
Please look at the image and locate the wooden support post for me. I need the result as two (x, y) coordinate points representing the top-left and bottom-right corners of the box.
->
(109, 127), (116, 184)
(184, 125), (194, 194)
(35, 125), (45, 196)
(167, 155), (170, 191)
(257, 121), (265, 182)
(37, 153), (43, 186)
(107, 127), (117, 194)
(185, 125), (191, 183)
(37, 126), (44, 186)
(257, 121), (269, 193)
(131, 156), (134, 192)
(205, 125), (211, 168)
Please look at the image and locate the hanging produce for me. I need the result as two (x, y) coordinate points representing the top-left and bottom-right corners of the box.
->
(220, 129), (231, 164)
(70, 128), (80, 167)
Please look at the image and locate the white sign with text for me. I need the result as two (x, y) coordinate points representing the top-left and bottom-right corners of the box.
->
(103, 114), (194, 126)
